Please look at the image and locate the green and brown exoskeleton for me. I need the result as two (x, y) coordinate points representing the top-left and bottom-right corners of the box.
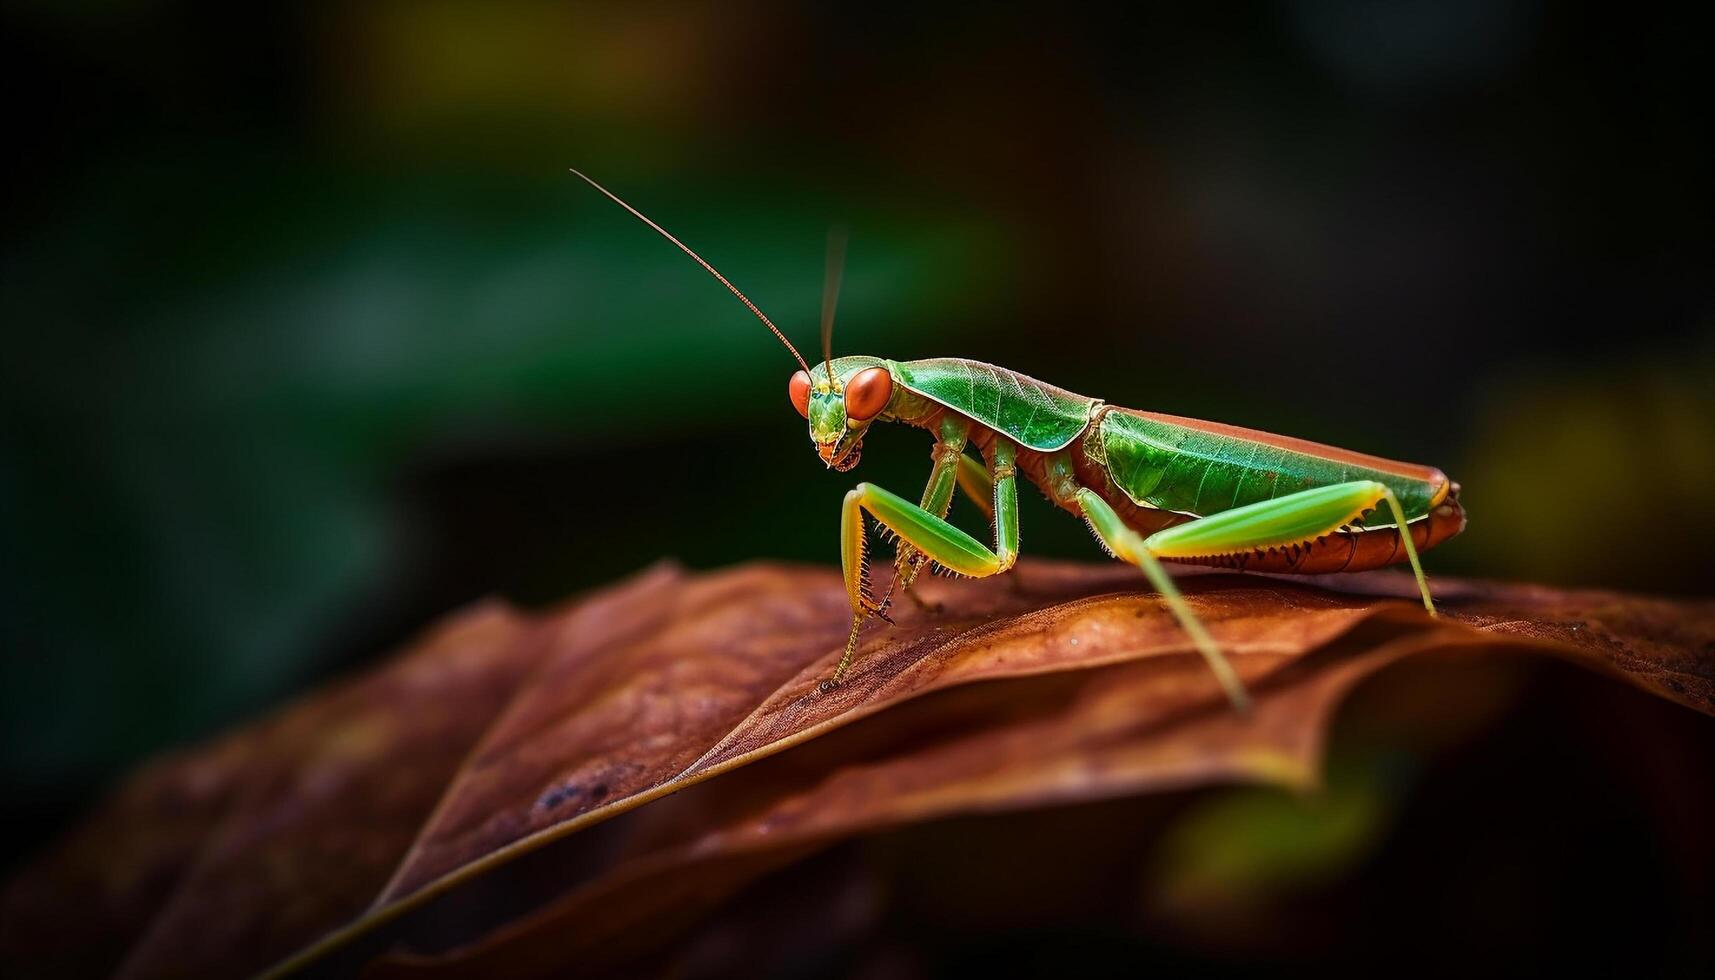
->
(574, 171), (1467, 711)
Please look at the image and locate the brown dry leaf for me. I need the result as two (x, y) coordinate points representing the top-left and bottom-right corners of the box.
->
(3, 560), (1711, 980)
(2, 596), (536, 980)
(369, 626), (1491, 979)
(0, 723), (265, 980)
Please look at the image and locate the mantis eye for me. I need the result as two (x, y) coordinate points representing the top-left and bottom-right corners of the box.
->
(788, 370), (811, 418)
(843, 366), (892, 422)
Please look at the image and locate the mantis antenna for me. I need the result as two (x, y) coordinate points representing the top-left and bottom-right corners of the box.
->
(569, 168), (812, 375)
(821, 226), (847, 385)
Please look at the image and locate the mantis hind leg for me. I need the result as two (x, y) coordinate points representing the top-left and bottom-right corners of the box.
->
(1146, 480), (1435, 615)
(1077, 479), (1438, 712)
(1077, 489), (1251, 712)
(831, 443), (1020, 689)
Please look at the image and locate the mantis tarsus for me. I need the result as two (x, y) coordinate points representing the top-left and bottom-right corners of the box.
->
(573, 170), (1467, 711)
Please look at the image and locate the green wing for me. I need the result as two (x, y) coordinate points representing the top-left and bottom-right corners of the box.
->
(891, 358), (1098, 451)
(1099, 409), (1447, 526)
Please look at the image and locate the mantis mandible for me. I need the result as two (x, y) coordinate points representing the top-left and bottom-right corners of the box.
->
(572, 170), (1466, 711)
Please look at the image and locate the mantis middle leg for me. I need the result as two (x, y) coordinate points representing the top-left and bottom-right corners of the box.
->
(829, 437), (1020, 689)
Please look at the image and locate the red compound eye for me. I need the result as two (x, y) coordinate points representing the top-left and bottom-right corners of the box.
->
(843, 366), (892, 422)
(788, 370), (812, 418)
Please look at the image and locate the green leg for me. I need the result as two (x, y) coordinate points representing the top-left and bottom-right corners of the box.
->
(830, 441), (1021, 688)
(1076, 489), (1252, 712)
(1078, 479), (1440, 711)
(1147, 480), (1436, 615)
(989, 439), (1020, 569)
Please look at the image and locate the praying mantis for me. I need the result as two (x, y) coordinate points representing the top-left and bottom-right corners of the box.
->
(572, 171), (1467, 711)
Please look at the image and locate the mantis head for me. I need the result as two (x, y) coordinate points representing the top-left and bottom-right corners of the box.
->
(790, 362), (893, 471)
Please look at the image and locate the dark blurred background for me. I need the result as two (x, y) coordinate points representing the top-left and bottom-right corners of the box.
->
(1, 0), (1710, 891)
